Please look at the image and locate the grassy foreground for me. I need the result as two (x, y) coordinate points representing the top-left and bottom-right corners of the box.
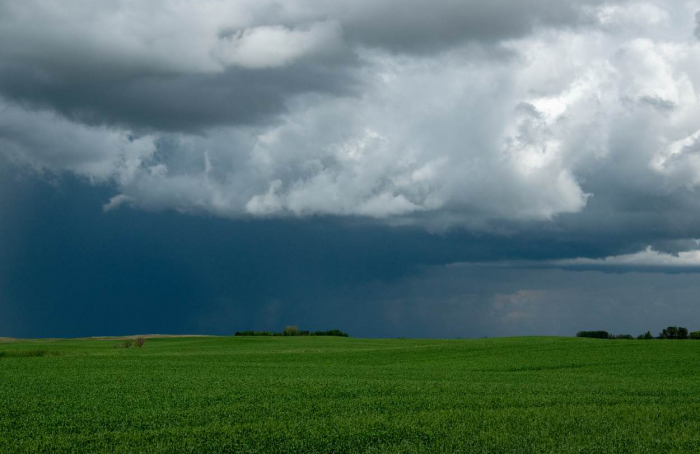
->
(1, 336), (700, 453)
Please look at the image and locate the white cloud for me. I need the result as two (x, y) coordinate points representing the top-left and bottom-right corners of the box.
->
(597, 3), (670, 28)
(0, 98), (156, 182)
(102, 194), (134, 212)
(556, 246), (700, 267)
(213, 21), (343, 69)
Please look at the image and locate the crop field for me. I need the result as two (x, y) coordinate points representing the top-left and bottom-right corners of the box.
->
(1, 336), (700, 453)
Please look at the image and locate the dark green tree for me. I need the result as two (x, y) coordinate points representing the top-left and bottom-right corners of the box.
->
(576, 331), (610, 339)
(659, 326), (689, 339)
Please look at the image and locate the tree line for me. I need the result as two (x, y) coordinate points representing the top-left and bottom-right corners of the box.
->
(577, 327), (700, 340)
(235, 326), (349, 337)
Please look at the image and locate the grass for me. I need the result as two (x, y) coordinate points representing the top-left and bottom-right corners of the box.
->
(1, 336), (699, 453)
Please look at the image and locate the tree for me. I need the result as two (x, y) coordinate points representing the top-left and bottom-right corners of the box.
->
(659, 326), (689, 339)
(576, 331), (610, 339)
(283, 325), (300, 336)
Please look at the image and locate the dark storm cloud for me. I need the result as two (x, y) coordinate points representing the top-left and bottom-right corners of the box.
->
(0, 57), (360, 133)
(339, 264), (700, 338)
(0, 0), (616, 132)
(4, 172), (700, 339)
(339, 0), (610, 53)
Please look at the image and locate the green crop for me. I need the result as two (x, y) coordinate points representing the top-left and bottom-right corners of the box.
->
(1, 336), (699, 453)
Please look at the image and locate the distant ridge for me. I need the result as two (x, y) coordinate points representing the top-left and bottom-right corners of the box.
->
(81, 334), (220, 340)
(0, 335), (220, 341)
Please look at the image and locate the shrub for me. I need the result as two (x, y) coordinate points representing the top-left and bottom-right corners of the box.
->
(114, 340), (134, 349)
(690, 331), (700, 340)
(576, 331), (611, 339)
(659, 326), (689, 339)
(235, 331), (279, 336)
(134, 337), (146, 348)
(235, 328), (349, 337)
(613, 334), (634, 340)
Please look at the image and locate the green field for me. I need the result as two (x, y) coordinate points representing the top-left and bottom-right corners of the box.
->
(1, 336), (700, 453)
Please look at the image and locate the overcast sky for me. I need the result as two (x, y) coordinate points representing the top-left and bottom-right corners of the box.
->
(2, 0), (700, 338)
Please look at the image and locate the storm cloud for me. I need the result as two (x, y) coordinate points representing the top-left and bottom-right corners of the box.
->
(0, 0), (698, 234)
(2, 0), (700, 337)
(0, 0), (611, 132)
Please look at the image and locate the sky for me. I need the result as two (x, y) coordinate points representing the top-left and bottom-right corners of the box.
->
(2, 0), (700, 338)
